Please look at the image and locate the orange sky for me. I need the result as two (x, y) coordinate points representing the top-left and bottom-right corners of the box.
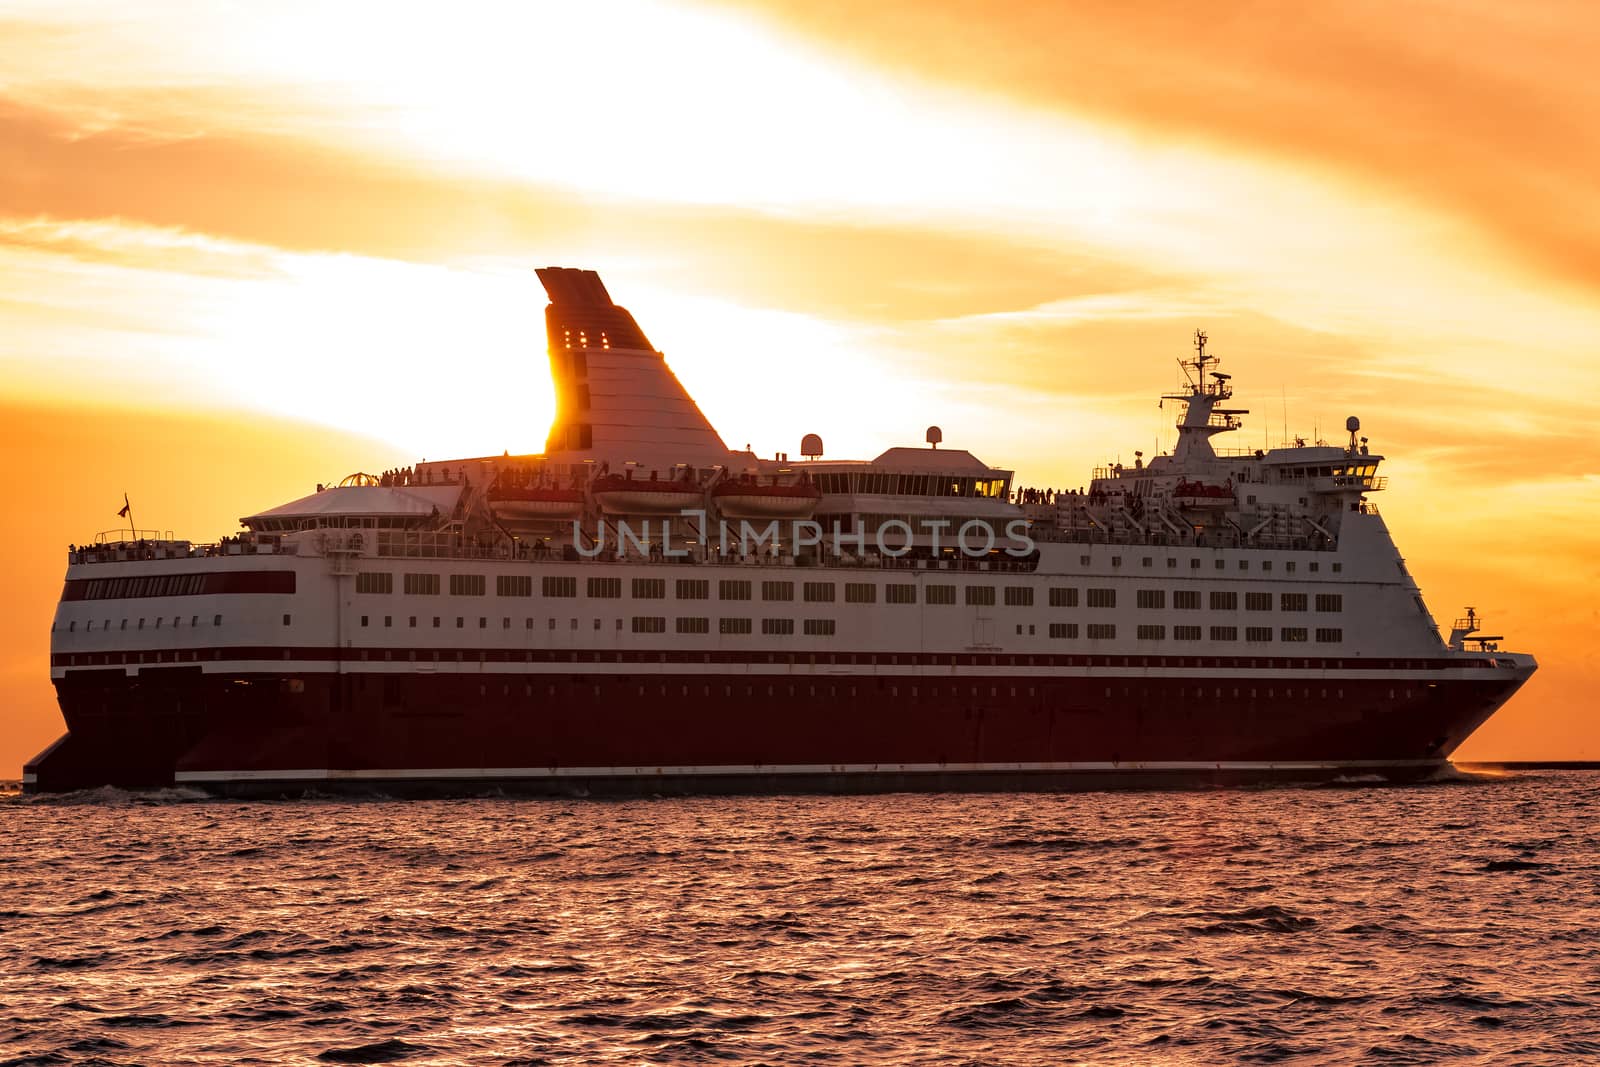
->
(1, 0), (1595, 771)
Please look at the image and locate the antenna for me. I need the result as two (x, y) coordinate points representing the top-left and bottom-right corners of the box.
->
(1281, 386), (1287, 449)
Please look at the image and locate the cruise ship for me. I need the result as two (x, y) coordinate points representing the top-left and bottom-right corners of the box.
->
(28, 268), (1535, 794)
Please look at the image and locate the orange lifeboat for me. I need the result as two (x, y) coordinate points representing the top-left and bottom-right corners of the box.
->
(591, 473), (703, 515)
(487, 486), (585, 520)
(711, 476), (822, 519)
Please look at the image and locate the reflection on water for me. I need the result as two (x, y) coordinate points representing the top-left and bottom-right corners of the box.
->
(2, 772), (1598, 1064)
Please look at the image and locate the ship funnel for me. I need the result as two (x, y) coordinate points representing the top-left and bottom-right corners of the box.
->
(536, 267), (730, 464)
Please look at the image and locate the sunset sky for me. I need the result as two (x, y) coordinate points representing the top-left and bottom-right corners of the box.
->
(2, 0), (1595, 770)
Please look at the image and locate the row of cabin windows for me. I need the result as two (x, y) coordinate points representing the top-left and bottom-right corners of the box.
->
(1081, 555), (1344, 574)
(67, 615), (223, 632)
(350, 615), (843, 637)
(75, 574), (208, 600)
(360, 574), (1340, 615)
(1044, 624), (1343, 642)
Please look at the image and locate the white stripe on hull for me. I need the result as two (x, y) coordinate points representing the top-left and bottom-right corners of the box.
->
(176, 758), (1446, 784)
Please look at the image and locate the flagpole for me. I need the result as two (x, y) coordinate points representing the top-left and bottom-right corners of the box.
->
(124, 493), (135, 541)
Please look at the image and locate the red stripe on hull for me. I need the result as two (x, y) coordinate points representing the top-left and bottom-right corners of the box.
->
(25, 668), (1528, 793)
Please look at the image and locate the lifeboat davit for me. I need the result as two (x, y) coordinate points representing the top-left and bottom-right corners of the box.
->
(711, 477), (822, 519)
(1172, 479), (1235, 508)
(592, 474), (703, 515)
(487, 486), (586, 520)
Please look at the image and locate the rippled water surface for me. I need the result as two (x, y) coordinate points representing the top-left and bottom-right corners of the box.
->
(3, 772), (1599, 1065)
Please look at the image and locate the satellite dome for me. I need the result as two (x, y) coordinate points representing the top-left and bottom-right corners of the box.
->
(926, 426), (943, 448)
(800, 433), (824, 459)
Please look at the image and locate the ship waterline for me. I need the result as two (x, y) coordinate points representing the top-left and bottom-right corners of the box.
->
(29, 269), (1535, 793)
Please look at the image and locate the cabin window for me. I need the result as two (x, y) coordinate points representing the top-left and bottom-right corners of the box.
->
(760, 580), (794, 602)
(676, 579), (710, 600)
(926, 584), (956, 605)
(1281, 593), (1308, 612)
(283, 614), (292, 626)
(965, 586), (996, 606)
(1087, 588), (1116, 609)
(1209, 591), (1238, 610)
(356, 572), (392, 594)
(1174, 626), (1202, 641)
(1174, 591), (1200, 610)
(803, 619), (836, 636)
(1136, 589), (1165, 609)
(1049, 623), (1077, 639)
(1003, 586), (1033, 607)
(631, 616), (666, 633)
(404, 573), (440, 596)
(587, 577), (621, 598)
(845, 583), (876, 604)
(497, 575), (533, 597)
(676, 617), (710, 634)
(633, 578), (666, 599)
(1137, 625), (1165, 640)
(1281, 627), (1309, 643)
(1049, 587), (1078, 607)
(803, 582), (835, 603)
(762, 618), (795, 635)
(885, 584), (915, 604)
(1209, 626), (1237, 641)
(719, 580), (752, 601)
(449, 574), (486, 596)
(543, 576), (577, 598)
(720, 617), (752, 634)
(1246, 627), (1273, 643)
(1245, 592), (1271, 611)
(1086, 623), (1116, 640)
(1316, 594), (1343, 612)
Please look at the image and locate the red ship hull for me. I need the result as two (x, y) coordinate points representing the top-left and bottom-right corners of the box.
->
(27, 652), (1528, 794)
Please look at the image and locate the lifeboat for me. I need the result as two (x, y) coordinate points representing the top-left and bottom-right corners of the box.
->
(591, 473), (703, 515)
(711, 477), (822, 519)
(486, 486), (585, 520)
(1172, 479), (1235, 508)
